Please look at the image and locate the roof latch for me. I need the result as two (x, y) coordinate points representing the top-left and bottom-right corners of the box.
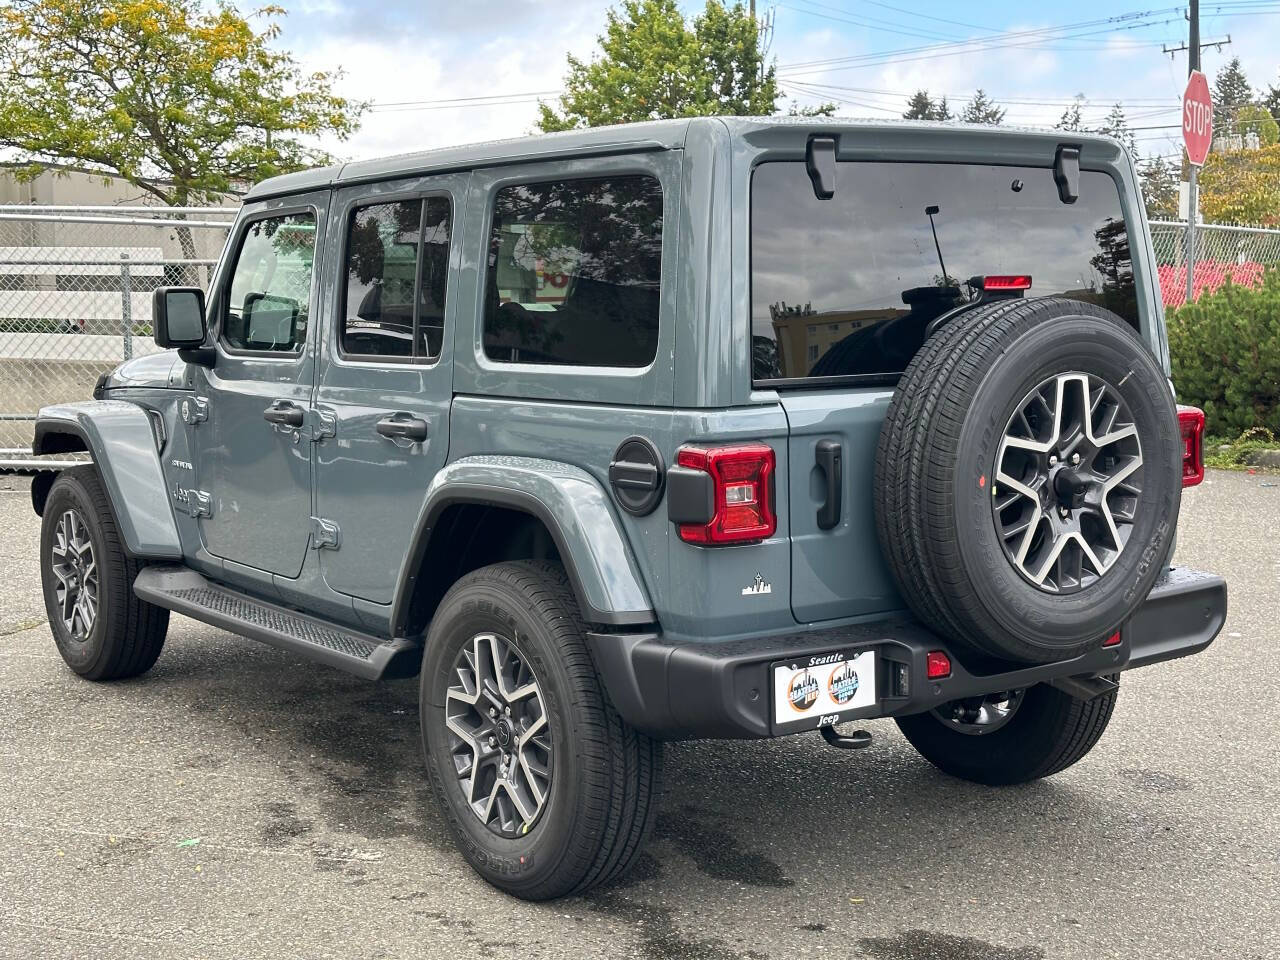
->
(1053, 144), (1081, 205)
(806, 135), (838, 200)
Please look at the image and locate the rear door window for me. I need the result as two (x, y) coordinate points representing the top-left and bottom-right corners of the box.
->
(483, 175), (663, 367)
(342, 196), (452, 362)
(751, 161), (1138, 384)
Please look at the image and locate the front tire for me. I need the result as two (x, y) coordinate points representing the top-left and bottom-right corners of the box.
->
(896, 681), (1118, 786)
(39, 466), (169, 680)
(420, 560), (662, 900)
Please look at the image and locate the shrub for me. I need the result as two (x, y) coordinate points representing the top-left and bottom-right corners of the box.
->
(1167, 268), (1280, 437)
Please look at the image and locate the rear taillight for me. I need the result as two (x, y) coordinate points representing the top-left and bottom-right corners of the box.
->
(925, 650), (952, 679)
(1177, 405), (1205, 487)
(977, 274), (1032, 291)
(676, 443), (776, 545)
(1103, 630), (1122, 648)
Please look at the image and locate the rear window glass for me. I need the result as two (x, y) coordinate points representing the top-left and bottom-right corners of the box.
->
(751, 161), (1138, 383)
(483, 175), (663, 368)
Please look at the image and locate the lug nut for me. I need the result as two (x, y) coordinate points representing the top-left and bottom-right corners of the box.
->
(488, 707), (496, 719)
(488, 736), (497, 748)
(1049, 455), (1058, 466)
(504, 706), (512, 717)
(1071, 452), (1080, 465)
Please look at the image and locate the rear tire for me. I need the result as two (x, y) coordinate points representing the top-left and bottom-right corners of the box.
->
(896, 681), (1118, 786)
(419, 560), (662, 900)
(39, 466), (169, 680)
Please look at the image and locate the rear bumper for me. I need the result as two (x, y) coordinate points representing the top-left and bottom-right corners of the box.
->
(587, 566), (1227, 740)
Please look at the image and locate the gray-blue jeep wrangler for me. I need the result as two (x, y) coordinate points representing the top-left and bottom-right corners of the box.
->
(30, 118), (1226, 900)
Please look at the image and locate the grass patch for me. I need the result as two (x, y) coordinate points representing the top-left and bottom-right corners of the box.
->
(1205, 427), (1280, 470)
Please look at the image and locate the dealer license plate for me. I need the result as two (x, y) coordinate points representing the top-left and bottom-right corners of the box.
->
(772, 649), (876, 728)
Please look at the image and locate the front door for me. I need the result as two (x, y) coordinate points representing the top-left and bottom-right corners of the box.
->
(196, 195), (327, 578)
(311, 178), (462, 604)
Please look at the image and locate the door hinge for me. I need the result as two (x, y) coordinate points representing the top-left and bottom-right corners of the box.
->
(180, 396), (209, 425)
(173, 485), (212, 518)
(307, 407), (337, 442)
(310, 516), (341, 550)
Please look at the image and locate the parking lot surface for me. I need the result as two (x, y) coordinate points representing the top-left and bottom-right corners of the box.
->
(1, 470), (1276, 960)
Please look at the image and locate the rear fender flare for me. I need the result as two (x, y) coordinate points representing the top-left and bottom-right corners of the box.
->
(391, 456), (656, 633)
(32, 401), (182, 559)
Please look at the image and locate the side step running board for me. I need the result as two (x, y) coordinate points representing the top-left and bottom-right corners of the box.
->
(133, 566), (420, 681)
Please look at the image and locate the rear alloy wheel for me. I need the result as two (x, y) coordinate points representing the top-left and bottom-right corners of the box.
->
(444, 632), (553, 838)
(897, 681), (1118, 785)
(420, 560), (662, 900)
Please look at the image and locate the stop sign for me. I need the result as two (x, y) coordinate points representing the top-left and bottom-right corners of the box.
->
(1183, 70), (1213, 166)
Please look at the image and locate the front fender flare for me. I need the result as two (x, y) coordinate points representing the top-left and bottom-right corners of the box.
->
(33, 401), (182, 559)
(392, 456), (656, 633)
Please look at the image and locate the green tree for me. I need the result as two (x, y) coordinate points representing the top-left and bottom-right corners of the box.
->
(1213, 57), (1255, 135)
(903, 89), (951, 121)
(0, 0), (365, 264)
(1266, 78), (1280, 122)
(1055, 94), (1086, 131)
(959, 89), (1004, 125)
(1234, 103), (1279, 146)
(537, 0), (793, 131)
(1097, 102), (1137, 157)
(1138, 155), (1179, 220)
(1199, 143), (1280, 226)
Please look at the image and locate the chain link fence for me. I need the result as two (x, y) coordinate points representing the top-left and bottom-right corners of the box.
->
(1150, 220), (1280, 308)
(0, 205), (233, 466)
(3, 207), (1280, 466)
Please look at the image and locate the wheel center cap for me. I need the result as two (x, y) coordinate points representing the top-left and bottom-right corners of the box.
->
(495, 719), (514, 748)
(1052, 466), (1091, 510)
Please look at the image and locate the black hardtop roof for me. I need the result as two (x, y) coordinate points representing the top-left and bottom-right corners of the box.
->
(243, 115), (1127, 202)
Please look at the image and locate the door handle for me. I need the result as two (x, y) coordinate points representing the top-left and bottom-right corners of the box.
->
(376, 414), (429, 443)
(816, 439), (843, 530)
(263, 400), (305, 428)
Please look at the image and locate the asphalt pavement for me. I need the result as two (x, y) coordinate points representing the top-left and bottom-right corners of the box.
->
(0, 469), (1276, 960)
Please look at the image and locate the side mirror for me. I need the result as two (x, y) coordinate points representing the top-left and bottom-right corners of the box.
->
(152, 287), (207, 348)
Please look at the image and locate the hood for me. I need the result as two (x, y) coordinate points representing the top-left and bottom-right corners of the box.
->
(102, 351), (186, 390)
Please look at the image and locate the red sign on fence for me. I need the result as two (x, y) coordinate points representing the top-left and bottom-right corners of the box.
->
(1183, 70), (1213, 167)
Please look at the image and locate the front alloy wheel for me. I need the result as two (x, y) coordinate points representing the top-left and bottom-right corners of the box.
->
(49, 508), (99, 640)
(445, 632), (552, 837)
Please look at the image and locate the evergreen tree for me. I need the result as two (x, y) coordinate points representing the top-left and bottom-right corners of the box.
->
(1266, 76), (1280, 122)
(1055, 94), (1086, 131)
(960, 89), (1005, 125)
(903, 89), (934, 120)
(903, 89), (951, 121)
(1097, 102), (1137, 158)
(1213, 57), (1255, 135)
(1138, 156), (1180, 220)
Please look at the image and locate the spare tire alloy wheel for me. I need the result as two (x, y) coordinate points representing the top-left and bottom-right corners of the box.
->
(993, 372), (1143, 594)
(445, 632), (552, 837)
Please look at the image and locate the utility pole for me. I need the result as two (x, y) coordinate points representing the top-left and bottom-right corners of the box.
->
(1185, 0), (1199, 306)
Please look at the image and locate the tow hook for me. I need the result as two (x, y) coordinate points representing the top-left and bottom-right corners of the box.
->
(820, 725), (872, 750)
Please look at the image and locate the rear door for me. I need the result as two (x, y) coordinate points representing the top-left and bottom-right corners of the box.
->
(750, 158), (1144, 624)
(311, 176), (462, 604)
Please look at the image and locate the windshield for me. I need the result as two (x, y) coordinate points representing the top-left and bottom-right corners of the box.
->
(751, 160), (1138, 384)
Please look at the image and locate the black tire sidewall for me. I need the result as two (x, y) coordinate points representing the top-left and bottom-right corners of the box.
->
(419, 575), (597, 894)
(897, 682), (1115, 785)
(40, 476), (115, 676)
(954, 314), (1180, 659)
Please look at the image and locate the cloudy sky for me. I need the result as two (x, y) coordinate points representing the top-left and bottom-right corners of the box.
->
(280, 0), (1280, 165)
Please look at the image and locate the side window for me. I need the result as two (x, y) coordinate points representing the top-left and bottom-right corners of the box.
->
(342, 196), (452, 362)
(223, 212), (315, 353)
(483, 175), (662, 368)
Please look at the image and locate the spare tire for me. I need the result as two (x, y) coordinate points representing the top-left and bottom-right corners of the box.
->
(874, 297), (1181, 665)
